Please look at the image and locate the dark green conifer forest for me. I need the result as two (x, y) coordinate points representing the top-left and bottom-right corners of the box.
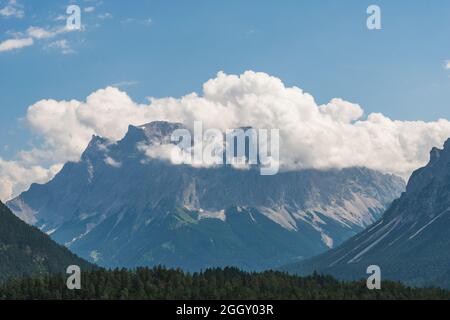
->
(1, 266), (449, 300)
(0, 202), (92, 283)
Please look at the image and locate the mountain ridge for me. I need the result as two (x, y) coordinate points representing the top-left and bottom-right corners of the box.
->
(7, 121), (405, 271)
(283, 139), (450, 288)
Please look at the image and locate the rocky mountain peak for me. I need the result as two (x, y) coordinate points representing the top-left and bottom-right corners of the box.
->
(6, 120), (405, 271)
(286, 139), (450, 289)
(406, 138), (450, 194)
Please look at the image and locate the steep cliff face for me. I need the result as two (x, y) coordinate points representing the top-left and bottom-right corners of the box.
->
(284, 139), (450, 288)
(8, 121), (405, 271)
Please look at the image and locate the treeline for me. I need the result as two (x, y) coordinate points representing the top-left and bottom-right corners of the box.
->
(0, 266), (449, 300)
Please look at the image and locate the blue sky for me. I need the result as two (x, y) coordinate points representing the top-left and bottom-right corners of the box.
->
(1, 0), (450, 160)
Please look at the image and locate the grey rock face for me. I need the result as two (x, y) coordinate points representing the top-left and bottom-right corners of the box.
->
(284, 139), (450, 288)
(7, 121), (405, 271)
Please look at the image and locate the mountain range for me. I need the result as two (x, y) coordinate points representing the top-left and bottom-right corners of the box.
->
(284, 139), (450, 289)
(6, 121), (405, 271)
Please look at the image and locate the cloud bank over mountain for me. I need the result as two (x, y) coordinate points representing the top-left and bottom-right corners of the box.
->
(2, 70), (450, 200)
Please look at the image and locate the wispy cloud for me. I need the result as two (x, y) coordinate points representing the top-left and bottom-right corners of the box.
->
(27, 26), (57, 39)
(46, 39), (74, 54)
(0, 0), (24, 18)
(98, 12), (112, 19)
(0, 24), (81, 54)
(54, 14), (66, 22)
(111, 80), (139, 88)
(121, 17), (152, 27)
(83, 0), (104, 5)
(0, 37), (33, 52)
(27, 25), (73, 39)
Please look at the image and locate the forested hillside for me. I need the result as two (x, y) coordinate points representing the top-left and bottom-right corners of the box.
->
(0, 201), (93, 283)
(1, 267), (449, 300)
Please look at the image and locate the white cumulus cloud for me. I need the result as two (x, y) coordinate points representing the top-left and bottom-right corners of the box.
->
(2, 71), (450, 201)
(0, 159), (62, 201)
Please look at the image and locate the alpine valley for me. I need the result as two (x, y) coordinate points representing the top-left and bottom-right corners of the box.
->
(7, 121), (405, 271)
(284, 139), (450, 289)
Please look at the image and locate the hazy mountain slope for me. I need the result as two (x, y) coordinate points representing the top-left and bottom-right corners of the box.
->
(0, 201), (92, 282)
(283, 140), (450, 288)
(7, 121), (405, 271)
